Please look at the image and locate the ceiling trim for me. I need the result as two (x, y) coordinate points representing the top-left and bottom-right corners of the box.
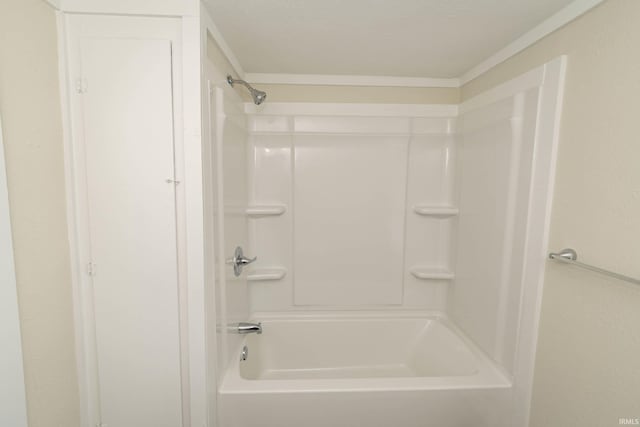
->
(244, 73), (460, 88)
(459, 0), (604, 85)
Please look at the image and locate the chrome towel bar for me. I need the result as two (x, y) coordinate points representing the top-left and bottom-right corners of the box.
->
(548, 248), (640, 286)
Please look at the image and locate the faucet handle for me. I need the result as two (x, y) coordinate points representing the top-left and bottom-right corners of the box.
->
(237, 254), (257, 266)
(227, 246), (257, 277)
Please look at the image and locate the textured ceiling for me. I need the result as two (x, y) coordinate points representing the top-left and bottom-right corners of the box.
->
(204, 0), (576, 78)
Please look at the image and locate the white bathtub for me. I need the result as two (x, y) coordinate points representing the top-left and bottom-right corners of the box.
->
(219, 312), (513, 427)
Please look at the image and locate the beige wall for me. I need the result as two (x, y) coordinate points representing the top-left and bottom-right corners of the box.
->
(0, 1), (81, 426)
(463, 1), (640, 425)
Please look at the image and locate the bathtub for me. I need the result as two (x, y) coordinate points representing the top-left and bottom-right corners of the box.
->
(219, 312), (513, 427)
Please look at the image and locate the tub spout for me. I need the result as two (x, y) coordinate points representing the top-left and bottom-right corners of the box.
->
(231, 322), (262, 334)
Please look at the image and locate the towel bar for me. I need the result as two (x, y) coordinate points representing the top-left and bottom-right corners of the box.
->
(548, 248), (640, 286)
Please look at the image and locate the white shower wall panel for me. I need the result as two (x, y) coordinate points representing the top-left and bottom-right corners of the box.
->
(220, 104), (250, 326)
(204, 81), (252, 380)
(452, 89), (541, 373)
(246, 110), (457, 312)
(403, 133), (456, 307)
(247, 134), (294, 311)
(294, 135), (408, 306)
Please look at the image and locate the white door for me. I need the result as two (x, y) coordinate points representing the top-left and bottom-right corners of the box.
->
(0, 117), (28, 427)
(80, 37), (182, 427)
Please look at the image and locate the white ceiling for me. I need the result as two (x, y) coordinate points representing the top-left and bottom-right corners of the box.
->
(204, 0), (577, 78)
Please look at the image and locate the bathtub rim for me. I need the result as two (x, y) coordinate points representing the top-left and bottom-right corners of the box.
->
(219, 311), (512, 394)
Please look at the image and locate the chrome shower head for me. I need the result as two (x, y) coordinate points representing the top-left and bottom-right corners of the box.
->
(248, 87), (267, 106)
(227, 75), (267, 105)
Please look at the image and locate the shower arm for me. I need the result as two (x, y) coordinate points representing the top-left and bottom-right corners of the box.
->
(226, 75), (267, 105)
(227, 75), (251, 90)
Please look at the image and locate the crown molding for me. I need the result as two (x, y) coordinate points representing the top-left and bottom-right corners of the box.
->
(244, 73), (459, 88)
(459, 0), (604, 85)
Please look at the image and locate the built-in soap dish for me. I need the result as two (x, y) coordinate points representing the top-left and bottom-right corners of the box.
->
(413, 205), (458, 217)
(246, 205), (286, 217)
(246, 268), (287, 281)
(410, 267), (455, 280)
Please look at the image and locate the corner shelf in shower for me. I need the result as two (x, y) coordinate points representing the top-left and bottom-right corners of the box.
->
(413, 205), (459, 217)
(410, 267), (455, 280)
(246, 268), (287, 281)
(246, 205), (286, 217)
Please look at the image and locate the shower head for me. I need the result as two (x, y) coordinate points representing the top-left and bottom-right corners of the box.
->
(248, 87), (267, 106)
(227, 75), (267, 105)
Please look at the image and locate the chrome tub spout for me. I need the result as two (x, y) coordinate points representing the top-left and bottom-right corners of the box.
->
(231, 322), (262, 334)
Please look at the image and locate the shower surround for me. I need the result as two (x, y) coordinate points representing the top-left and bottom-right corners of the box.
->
(207, 56), (565, 427)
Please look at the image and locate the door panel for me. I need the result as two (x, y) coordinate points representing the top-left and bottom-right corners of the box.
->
(81, 38), (182, 427)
